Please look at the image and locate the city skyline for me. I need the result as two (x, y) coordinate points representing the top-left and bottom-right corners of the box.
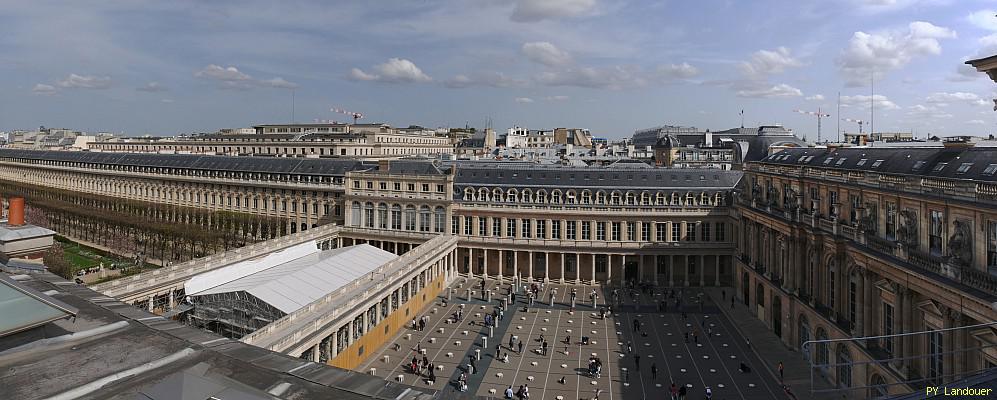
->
(3, 0), (997, 138)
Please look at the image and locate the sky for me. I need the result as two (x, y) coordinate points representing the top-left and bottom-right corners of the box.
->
(3, 0), (997, 140)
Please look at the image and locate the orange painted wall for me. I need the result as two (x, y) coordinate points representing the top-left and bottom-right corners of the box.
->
(329, 269), (448, 370)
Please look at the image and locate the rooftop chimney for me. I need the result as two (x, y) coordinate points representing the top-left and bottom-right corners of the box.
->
(7, 197), (25, 227)
(378, 159), (391, 173)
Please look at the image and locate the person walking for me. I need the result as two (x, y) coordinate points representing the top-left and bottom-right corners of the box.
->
(670, 382), (678, 400)
(518, 340), (524, 354)
(778, 361), (784, 381)
(678, 384), (687, 400)
(651, 363), (658, 381)
(634, 354), (640, 371)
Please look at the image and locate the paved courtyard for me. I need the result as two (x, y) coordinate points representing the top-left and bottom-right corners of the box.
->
(358, 278), (787, 399)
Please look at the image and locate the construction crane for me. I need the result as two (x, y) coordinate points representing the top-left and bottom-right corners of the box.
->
(793, 108), (831, 143)
(841, 118), (865, 134)
(331, 107), (364, 124)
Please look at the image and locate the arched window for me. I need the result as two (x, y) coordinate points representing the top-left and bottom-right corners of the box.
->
(478, 188), (489, 202)
(685, 192), (695, 205)
(506, 189), (518, 203)
(670, 192), (679, 205)
(700, 192), (710, 205)
(596, 191), (607, 204)
(464, 187), (474, 201)
(536, 190), (547, 204)
(656, 191), (666, 206)
(566, 190), (577, 204)
(364, 202), (374, 228)
(521, 189), (532, 203)
(714, 192), (724, 206)
(433, 207), (445, 233)
(870, 374), (888, 398)
(404, 205), (416, 230)
(377, 203), (387, 229)
(493, 188), (504, 203)
(610, 191), (622, 205)
(625, 192), (636, 205)
(836, 344), (852, 388)
(581, 190), (592, 204)
(816, 328), (829, 372)
(419, 206), (431, 232)
(351, 201), (361, 226)
(551, 190), (563, 204)
(391, 204), (401, 229)
(756, 283), (765, 307)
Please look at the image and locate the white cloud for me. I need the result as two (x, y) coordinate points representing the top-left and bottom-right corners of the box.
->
(195, 65), (298, 90)
(967, 119), (986, 125)
(806, 94), (825, 101)
(56, 73), (112, 89)
(735, 83), (802, 98)
(655, 63), (699, 80)
(925, 92), (987, 106)
(136, 82), (167, 92)
(511, 0), (595, 22)
(161, 99), (174, 104)
(838, 21), (956, 86)
(349, 58), (431, 83)
(967, 9), (997, 31)
(443, 72), (525, 88)
(260, 77), (299, 89)
(32, 83), (57, 95)
(194, 65), (252, 82)
(535, 65), (646, 90)
(739, 47), (803, 76)
(522, 42), (572, 67)
(840, 94), (900, 110)
(545, 95), (570, 101)
(514, 97), (535, 103)
(907, 104), (953, 119)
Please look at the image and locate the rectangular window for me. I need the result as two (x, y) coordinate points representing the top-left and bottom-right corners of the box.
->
(379, 182), (387, 190)
(849, 280), (857, 325)
(716, 222), (725, 241)
(507, 218), (517, 237)
(611, 222), (620, 241)
(828, 191), (838, 219)
(394, 183), (401, 191)
(930, 210), (944, 255)
(479, 217), (487, 236)
(566, 221), (577, 240)
(626, 222), (635, 241)
(464, 216), (473, 236)
(452, 216), (459, 235)
(702, 222), (711, 241)
(422, 184), (430, 192)
(493, 217), (502, 237)
(672, 223), (680, 242)
(366, 181), (373, 189)
(597, 222), (607, 241)
(437, 184), (445, 193)
(928, 331), (943, 384)
(551, 220), (561, 239)
(391, 208), (401, 230)
(641, 223), (650, 242)
(686, 223), (696, 241)
(886, 202), (897, 240)
(988, 221), (997, 269)
(522, 219), (532, 238)
(582, 221), (591, 240)
(656, 223), (666, 242)
(883, 302), (894, 355)
(536, 220), (546, 239)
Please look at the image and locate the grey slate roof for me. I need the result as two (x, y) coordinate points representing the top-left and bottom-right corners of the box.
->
(453, 164), (742, 189)
(757, 146), (997, 182)
(0, 149), (364, 176)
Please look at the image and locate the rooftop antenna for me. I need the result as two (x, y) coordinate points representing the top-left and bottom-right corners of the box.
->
(291, 89), (295, 124)
(836, 92), (841, 143)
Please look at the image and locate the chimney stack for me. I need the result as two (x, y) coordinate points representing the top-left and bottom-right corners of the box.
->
(7, 197), (25, 227)
(378, 159), (391, 173)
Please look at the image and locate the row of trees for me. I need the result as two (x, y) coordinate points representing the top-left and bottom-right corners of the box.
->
(3, 180), (291, 265)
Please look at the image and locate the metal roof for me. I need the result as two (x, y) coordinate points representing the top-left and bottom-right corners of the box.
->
(190, 244), (397, 314)
(0, 149), (364, 176)
(453, 164), (743, 189)
(757, 146), (997, 182)
(0, 274), (77, 337)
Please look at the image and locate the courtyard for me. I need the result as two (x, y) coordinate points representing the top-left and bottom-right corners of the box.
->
(357, 278), (787, 400)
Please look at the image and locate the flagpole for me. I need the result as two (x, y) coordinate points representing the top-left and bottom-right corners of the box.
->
(740, 109), (744, 128)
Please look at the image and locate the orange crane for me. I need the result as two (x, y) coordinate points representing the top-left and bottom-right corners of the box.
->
(331, 107), (365, 124)
(841, 118), (865, 134)
(793, 108), (831, 143)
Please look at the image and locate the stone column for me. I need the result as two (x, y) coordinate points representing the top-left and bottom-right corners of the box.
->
(608, 254), (614, 284)
(575, 253), (581, 284)
(168, 289), (176, 310)
(498, 250), (504, 282)
(544, 252), (550, 283)
(653, 255), (660, 285)
(330, 330), (338, 359)
(148, 295), (154, 312)
(715, 255), (721, 286)
(591, 254), (597, 285)
(483, 248), (489, 280)
(699, 254), (705, 287)
(684, 255), (690, 287)
(512, 250), (519, 283)
(560, 253), (565, 284)
(637, 254), (644, 283)
(528, 251), (534, 282)
(467, 248), (475, 280)
(312, 343), (320, 363)
(668, 254), (675, 287)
